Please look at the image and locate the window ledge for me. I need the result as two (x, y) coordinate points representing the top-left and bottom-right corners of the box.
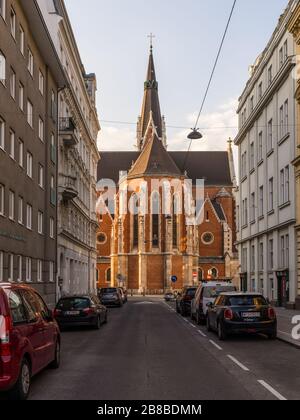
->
(279, 201), (291, 210)
(250, 220), (256, 225)
(267, 209), (275, 216)
(267, 149), (274, 158)
(278, 132), (290, 146)
(249, 168), (255, 175)
(257, 159), (264, 167)
(242, 224), (248, 230)
(258, 215), (264, 221)
(241, 175), (247, 183)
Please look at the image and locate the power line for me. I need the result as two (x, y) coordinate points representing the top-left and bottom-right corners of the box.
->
(182, 0), (237, 172)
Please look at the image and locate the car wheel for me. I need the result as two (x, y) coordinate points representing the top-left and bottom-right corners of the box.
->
(94, 316), (101, 330)
(217, 322), (227, 341)
(9, 358), (31, 400)
(49, 340), (61, 369)
(268, 330), (277, 340)
(206, 315), (212, 332)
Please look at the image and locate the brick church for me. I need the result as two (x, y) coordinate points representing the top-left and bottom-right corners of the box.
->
(96, 46), (239, 293)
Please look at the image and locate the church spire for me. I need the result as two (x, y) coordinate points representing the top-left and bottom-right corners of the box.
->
(137, 41), (166, 151)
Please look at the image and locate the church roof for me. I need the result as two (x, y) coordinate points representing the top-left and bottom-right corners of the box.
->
(139, 48), (163, 140)
(98, 150), (233, 186)
(127, 133), (181, 179)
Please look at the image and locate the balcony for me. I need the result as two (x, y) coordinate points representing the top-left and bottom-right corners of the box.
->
(60, 175), (78, 202)
(59, 117), (78, 147)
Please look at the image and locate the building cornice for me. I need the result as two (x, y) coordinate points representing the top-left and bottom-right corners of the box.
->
(234, 57), (295, 146)
(236, 218), (296, 245)
(287, 3), (300, 44)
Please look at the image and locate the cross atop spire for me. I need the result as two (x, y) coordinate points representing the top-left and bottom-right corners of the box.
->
(148, 33), (155, 52)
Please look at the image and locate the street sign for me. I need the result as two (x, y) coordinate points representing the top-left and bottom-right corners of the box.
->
(171, 276), (178, 283)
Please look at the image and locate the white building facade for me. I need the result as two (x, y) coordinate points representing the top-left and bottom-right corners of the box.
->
(235, 0), (298, 308)
(39, 0), (100, 296)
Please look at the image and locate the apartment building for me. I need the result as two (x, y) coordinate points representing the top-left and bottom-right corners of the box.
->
(235, 0), (298, 308)
(39, 0), (100, 296)
(0, 0), (65, 306)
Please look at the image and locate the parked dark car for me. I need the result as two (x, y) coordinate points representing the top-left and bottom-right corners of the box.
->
(54, 295), (107, 329)
(206, 292), (277, 341)
(98, 288), (123, 307)
(0, 283), (60, 400)
(118, 287), (128, 303)
(176, 286), (197, 316)
(191, 281), (237, 324)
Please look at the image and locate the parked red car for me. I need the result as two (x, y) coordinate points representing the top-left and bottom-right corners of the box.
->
(0, 283), (60, 400)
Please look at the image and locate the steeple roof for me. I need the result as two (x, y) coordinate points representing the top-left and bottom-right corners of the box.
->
(139, 47), (163, 140)
(128, 132), (182, 179)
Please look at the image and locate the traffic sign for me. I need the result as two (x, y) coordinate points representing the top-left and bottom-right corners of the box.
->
(171, 276), (178, 283)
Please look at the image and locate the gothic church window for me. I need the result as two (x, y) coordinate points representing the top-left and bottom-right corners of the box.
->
(152, 192), (160, 247)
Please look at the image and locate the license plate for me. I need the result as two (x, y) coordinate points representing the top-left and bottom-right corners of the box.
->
(242, 312), (260, 318)
(65, 311), (80, 316)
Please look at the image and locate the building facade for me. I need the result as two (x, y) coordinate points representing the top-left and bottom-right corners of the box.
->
(39, 0), (101, 297)
(0, 0), (65, 306)
(96, 47), (238, 293)
(288, 1), (300, 309)
(235, 0), (298, 308)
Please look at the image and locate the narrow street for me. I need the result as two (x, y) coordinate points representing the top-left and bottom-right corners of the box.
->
(29, 297), (300, 401)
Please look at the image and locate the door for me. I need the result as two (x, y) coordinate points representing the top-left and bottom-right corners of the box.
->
(20, 290), (46, 374)
(32, 292), (56, 366)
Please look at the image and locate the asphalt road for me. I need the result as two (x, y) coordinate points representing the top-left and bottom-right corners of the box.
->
(28, 296), (300, 401)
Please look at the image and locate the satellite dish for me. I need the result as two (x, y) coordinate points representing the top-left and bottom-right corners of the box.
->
(187, 129), (203, 140)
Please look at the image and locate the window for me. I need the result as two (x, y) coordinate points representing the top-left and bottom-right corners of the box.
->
(250, 96), (254, 112)
(284, 40), (288, 61)
(37, 260), (42, 282)
(38, 117), (44, 141)
(258, 131), (263, 161)
(0, 251), (3, 282)
(269, 178), (274, 212)
(26, 204), (32, 230)
(258, 82), (263, 100)
(19, 25), (25, 55)
(133, 214), (139, 248)
(236, 205), (240, 231)
(50, 217), (54, 239)
(0, 0), (6, 19)
(50, 133), (56, 163)
(250, 192), (255, 222)
(268, 119), (273, 151)
(269, 239), (274, 271)
(10, 7), (16, 38)
(0, 184), (4, 216)
(10, 68), (15, 99)
(27, 100), (33, 127)
(241, 151), (247, 178)
(51, 90), (56, 120)
(285, 235), (289, 268)
(242, 198), (248, 226)
(250, 245), (255, 272)
(9, 190), (14, 220)
(280, 236), (286, 268)
(49, 262), (54, 283)
(38, 164), (44, 188)
(9, 129), (15, 159)
(268, 65), (272, 86)
(173, 196), (180, 248)
(250, 142), (254, 170)
(28, 48), (34, 76)
(259, 243), (264, 271)
(19, 82), (24, 111)
(18, 139), (23, 167)
(242, 248), (247, 272)
(280, 167), (290, 205)
(259, 186), (264, 217)
(152, 192), (160, 247)
(105, 268), (111, 283)
(279, 105), (284, 138)
(0, 50), (6, 84)
(18, 196), (23, 224)
(50, 175), (55, 205)
(284, 100), (289, 135)
(8, 254), (13, 282)
(279, 47), (283, 67)
(17, 255), (22, 282)
(26, 257), (32, 282)
(26, 152), (32, 178)
(0, 116), (4, 149)
(38, 211), (43, 235)
(38, 70), (44, 95)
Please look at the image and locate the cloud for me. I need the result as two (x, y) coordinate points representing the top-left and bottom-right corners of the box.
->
(97, 125), (136, 151)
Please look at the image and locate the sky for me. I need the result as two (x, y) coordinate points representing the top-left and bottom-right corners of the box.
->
(64, 0), (289, 161)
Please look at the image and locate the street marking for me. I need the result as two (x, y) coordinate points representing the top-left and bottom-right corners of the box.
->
(209, 340), (223, 351)
(257, 380), (287, 401)
(198, 330), (207, 337)
(189, 323), (196, 328)
(227, 355), (249, 372)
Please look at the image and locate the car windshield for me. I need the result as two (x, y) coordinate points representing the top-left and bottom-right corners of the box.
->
(227, 296), (267, 306)
(57, 298), (90, 310)
(100, 288), (117, 295)
(203, 286), (236, 298)
(186, 289), (196, 297)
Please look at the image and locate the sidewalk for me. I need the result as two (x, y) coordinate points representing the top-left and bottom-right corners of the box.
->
(276, 308), (300, 348)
